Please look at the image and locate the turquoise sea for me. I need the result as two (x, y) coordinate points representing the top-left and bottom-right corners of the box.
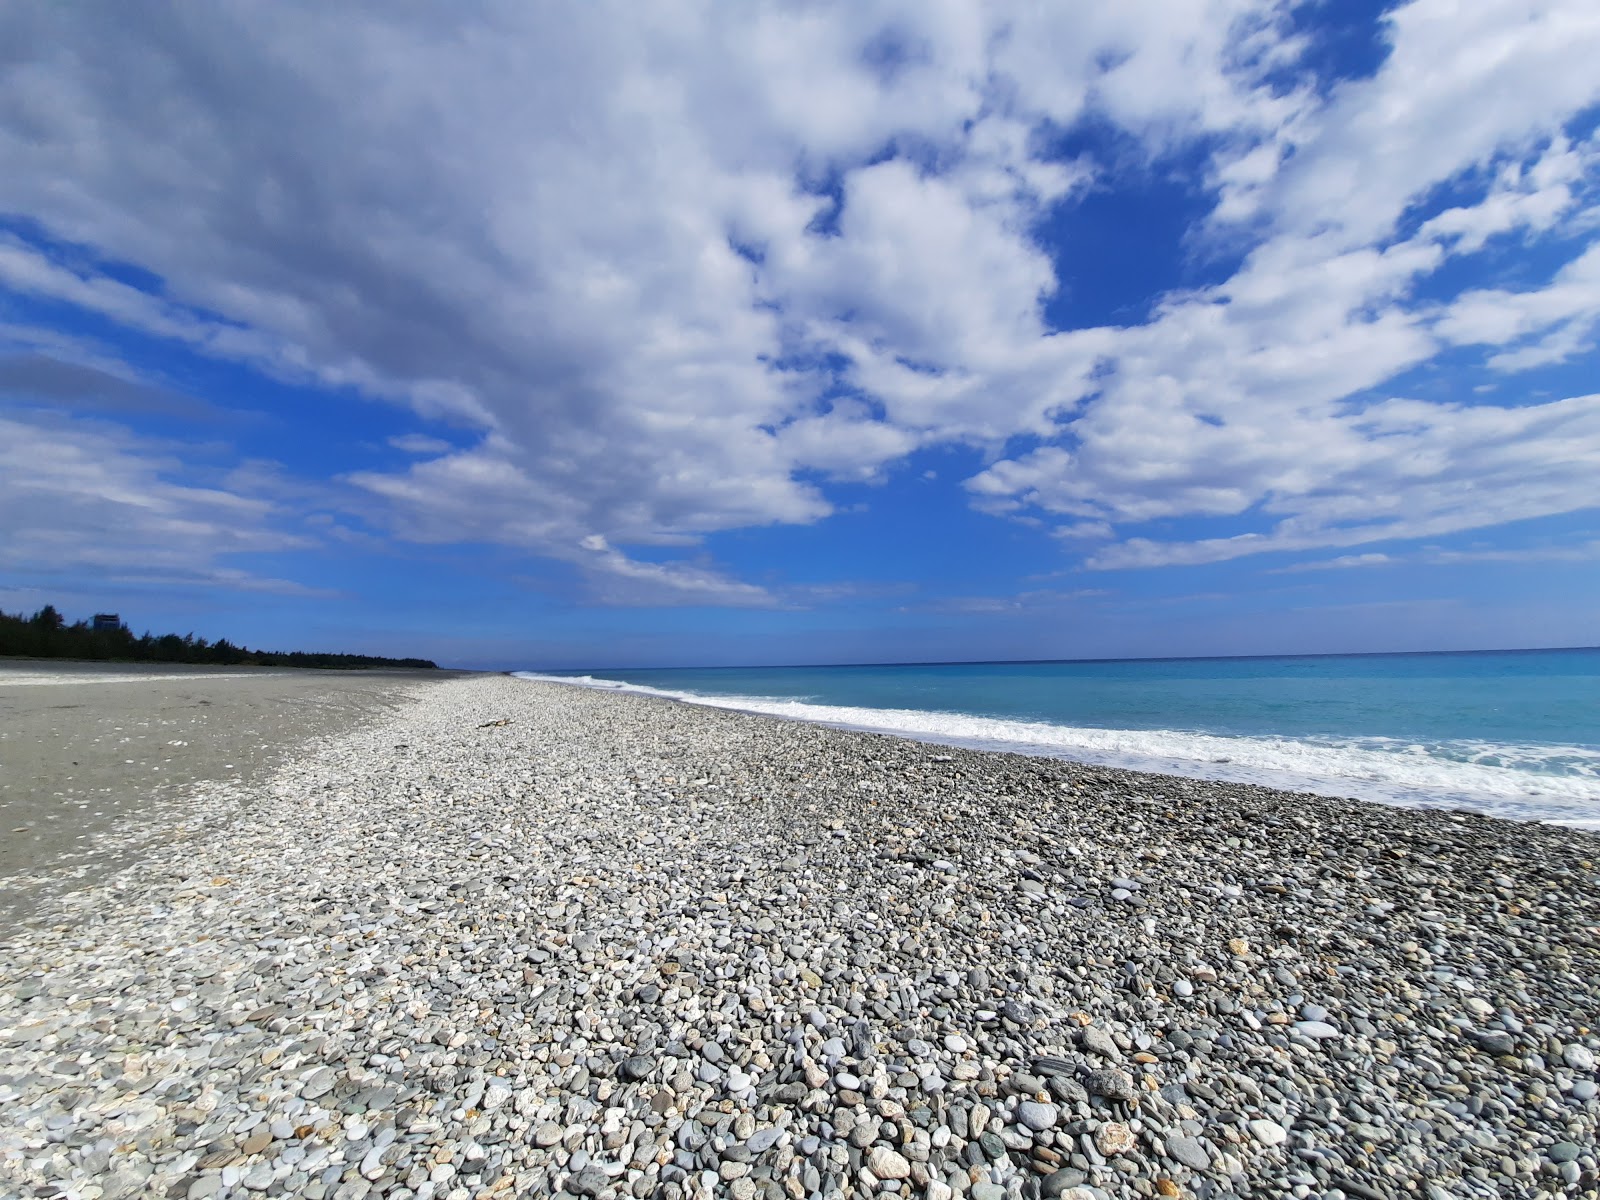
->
(517, 648), (1600, 827)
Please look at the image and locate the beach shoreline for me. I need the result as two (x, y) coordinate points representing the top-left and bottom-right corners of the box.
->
(0, 660), (469, 931)
(514, 661), (1600, 831)
(1, 674), (1596, 1199)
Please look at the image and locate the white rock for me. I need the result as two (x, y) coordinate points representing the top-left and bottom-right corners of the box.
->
(1294, 1021), (1340, 1039)
(1248, 1120), (1287, 1147)
(866, 1147), (911, 1180)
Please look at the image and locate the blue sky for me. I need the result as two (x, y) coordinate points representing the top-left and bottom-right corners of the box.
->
(2, 1), (1599, 669)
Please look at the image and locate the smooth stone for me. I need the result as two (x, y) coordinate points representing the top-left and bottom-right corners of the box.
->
(1248, 1121), (1288, 1147)
(745, 1128), (782, 1154)
(300, 1068), (337, 1099)
(1018, 1102), (1059, 1132)
(1562, 1045), (1596, 1072)
(618, 1056), (653, 1082)
(240, 1163), (274, 1191)
(1042, 1168), (1088, 1198)
(1294, 1021), (1340, 1040)
(1165, 1134), (1209, 1169)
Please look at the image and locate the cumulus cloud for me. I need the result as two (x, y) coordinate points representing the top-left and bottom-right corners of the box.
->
(0, 0), (1598, 599)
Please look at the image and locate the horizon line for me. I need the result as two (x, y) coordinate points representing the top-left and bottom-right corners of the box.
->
(517, 642), (1600, 675)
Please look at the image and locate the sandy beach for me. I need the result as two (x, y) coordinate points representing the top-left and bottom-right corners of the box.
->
(0, 661), (464, 932)
(1, 673), (1597, 1200)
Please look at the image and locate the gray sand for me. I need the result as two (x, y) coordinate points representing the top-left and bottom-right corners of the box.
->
(0, 659), (462, 931)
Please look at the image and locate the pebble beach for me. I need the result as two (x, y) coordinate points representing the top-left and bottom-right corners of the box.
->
(2, 673), (1597, 1200)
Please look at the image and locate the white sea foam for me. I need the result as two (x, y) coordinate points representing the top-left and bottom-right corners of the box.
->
(514, 672), (1600, 828)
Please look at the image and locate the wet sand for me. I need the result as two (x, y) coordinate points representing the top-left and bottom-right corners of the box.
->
(0, 659), (465, 932)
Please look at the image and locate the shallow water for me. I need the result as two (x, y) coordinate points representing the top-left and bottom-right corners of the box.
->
(517, 649), (1600, 827)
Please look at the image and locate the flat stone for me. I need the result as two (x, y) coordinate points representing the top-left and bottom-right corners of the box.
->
(745, 1127), (782, 1154)
(1080, 1027), (1120, 1060)
(1248, 1120), (1287, 1147)
(240, 1163), (274, 1191)
(1042, 1168), (1088, 1198)
(300, 1067), (337, 1099)
(1018, 1101), (1058, 1131)
(1165, 1134), (1209, 1169)
(1475, 1031), (1515, 1055)
(1294, 1021), (1339, 1040)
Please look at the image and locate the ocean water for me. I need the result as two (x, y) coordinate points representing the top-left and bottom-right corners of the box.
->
(515, 649), (1600, 828)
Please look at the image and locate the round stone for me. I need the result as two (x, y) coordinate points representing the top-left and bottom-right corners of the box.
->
(1562, 1044), (1596, 1072)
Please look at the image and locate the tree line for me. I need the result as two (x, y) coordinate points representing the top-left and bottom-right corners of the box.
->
(0, 604), (438, 670)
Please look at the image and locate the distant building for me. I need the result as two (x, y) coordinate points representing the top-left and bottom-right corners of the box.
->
(92, 613), (121, 631)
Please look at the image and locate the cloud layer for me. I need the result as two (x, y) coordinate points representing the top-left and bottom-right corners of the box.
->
(2, 0), (1599, 600)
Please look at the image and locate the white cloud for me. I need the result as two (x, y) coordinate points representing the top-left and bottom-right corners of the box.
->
(1273, 540), (1600, 572)
(1437, 240), (1600, 369)
(1419, 135), (1593, 254)
(905, 587), (1109, 615)
(0, 410), (313, 589)
(1420, 540), (1600, 565)
(1273, 553), (1394, 573)
(387, 434), (454, 456)
(0, 0), (1598, 599)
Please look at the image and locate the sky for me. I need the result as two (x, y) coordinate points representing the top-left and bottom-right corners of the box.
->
(2, 1), (1599, 669)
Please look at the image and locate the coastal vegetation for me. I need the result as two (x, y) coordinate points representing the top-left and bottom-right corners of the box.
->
(0, 604), (437, 669)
